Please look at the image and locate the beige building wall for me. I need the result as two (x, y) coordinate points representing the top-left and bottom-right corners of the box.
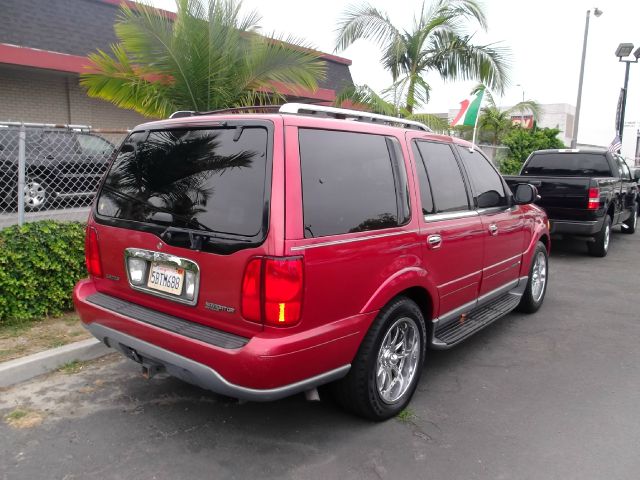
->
(0, 65), (151, 129)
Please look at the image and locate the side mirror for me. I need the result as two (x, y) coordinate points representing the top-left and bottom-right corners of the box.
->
(514, 183), (538, 205)
(477, 190), (502, 208)
(632, 168), (640, 182)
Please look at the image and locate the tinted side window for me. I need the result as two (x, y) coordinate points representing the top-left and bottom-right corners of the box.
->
(412, 142), (434, 214)
(299, 129), (399, 238)
(415, 141), (469, 213)
(457, 146), (508, 208)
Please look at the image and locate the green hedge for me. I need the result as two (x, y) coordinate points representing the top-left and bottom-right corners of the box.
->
(0, 221), (86, 325)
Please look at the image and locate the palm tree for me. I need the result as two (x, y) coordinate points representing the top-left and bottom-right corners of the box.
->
(477, 87), (541, 145)
(334, 0), (510, 113)
(80, 0), (325, 117)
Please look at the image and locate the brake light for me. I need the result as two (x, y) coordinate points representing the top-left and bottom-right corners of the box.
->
(241, 257), (304, 327)
(588, 188), (600, 210)
(241, 258), (262, 323)
(85, 226), (103, 277)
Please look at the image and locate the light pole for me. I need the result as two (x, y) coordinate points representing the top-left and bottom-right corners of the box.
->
(516, 83), (525, 127)
(615, 43), (640, 143)
(571, 7), (603, 148)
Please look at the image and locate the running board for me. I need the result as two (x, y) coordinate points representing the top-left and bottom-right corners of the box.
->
(432, 293), (521, 349)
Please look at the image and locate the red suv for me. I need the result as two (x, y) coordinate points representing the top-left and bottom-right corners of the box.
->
(74, 104), (550, 420)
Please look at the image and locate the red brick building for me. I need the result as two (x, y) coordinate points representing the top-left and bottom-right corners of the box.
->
(0, 0), (354, 128)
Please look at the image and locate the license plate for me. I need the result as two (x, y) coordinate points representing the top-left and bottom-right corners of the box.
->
(147, 263), (184, 296)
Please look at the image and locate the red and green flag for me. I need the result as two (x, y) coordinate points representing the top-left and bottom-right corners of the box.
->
(450, 89), (485, 127)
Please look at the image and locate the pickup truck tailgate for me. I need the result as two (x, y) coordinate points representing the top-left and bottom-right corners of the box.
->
(505, 176), (591, 210)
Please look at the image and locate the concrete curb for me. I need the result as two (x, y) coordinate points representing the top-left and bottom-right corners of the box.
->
(0, 338), (110, 388)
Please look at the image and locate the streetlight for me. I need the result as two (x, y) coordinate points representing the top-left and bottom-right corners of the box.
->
(616, 43), (640, 143)
(571, 7), (603, 148)
(516, 83), (525, 127)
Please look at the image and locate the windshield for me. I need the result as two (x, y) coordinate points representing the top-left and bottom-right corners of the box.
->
(522, 153), (611, 177)
(96, 126), (270, 239)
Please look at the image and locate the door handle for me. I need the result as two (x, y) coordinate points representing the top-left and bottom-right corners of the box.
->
(489, 224), (498, 236)
(427, 234), (442, 249)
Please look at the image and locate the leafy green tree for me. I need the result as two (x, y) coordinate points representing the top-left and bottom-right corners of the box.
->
(334, 0), (510, 113)
(500, 127), (565, 174)
(80, 0), (325, 117)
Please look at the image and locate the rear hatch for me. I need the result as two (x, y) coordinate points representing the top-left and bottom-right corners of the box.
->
(90, 118), (277, 337)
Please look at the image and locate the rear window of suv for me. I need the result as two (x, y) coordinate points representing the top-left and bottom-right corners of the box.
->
(96, 126), (270, 240)
(522, 152), (611, 176)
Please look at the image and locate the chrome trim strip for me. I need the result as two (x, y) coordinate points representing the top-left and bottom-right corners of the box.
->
(482, 263), (521, 281)
(438, 269), (482, 289)
(87, 323), (351, 402)
(290, 229), (418, 251)
(483, 253), (522, 271)
(423, 210), (479, 223)
(124, 248), (200, 306)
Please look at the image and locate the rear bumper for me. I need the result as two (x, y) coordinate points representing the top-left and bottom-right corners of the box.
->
(550, 218), (603, 236)
(86, 322), (349, 401)
(74, 280), (372, 400)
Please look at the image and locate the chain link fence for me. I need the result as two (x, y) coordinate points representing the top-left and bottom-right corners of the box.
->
(0, 122), (128, 229)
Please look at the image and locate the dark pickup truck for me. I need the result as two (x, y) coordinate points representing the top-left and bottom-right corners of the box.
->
(505, 148), (639, 257)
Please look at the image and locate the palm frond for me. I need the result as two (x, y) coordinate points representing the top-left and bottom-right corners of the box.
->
(427, 31), (511, 94)
(334, 3), (402, 53)
(333, 85), (397, 116)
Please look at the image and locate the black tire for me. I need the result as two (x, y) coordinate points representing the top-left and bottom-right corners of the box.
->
(330, 297), (427, 421)
(22, 175), (49, 212)
(587, 215), (612, 257)
(516, 241), (548, 313)
(622, 203), (638, 234)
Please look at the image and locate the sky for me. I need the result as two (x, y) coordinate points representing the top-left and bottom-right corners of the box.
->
(149, 0), (640, 159)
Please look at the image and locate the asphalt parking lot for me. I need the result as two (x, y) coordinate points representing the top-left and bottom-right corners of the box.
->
(2, 229), (639, 480)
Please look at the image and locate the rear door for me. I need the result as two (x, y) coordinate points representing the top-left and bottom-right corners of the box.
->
(457, 146), (525, 297)
(409, 137), (484, 317)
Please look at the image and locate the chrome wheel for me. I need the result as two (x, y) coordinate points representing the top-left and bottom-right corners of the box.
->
(603, 224), (610, 251)
(376, 317), (420, 404)
(24, 181), (47, 209)
(531, 251), (547, 302)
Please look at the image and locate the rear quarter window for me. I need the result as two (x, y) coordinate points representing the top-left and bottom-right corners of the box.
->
(299, 129), (404, 238)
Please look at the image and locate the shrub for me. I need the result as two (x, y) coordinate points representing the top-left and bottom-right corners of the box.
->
(499, 127), (565, 174)
(0, 221), (86, 325)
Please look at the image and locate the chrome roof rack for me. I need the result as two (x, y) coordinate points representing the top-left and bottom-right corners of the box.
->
(278, 103), (432, 132)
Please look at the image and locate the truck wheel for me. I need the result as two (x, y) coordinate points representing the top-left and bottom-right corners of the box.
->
(587, 215), (611, 257)
(622, 203), (638, 234)
(516, 241), (548, 313)
(330, 297), (426, 421)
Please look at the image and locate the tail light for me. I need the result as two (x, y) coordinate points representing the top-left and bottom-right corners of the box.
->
(241, 257), (304, 327)
(588, 188), (600, 210)
(85, 226), (103, 277)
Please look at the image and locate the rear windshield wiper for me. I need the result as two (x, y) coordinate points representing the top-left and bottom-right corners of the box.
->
(159, 225), (251, 251)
